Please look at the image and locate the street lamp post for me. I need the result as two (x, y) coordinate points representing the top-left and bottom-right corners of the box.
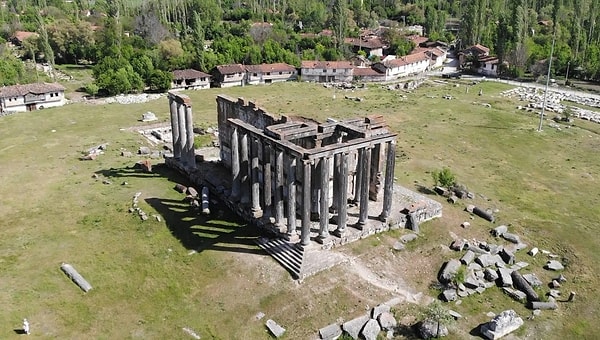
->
(565, 60), (571, 85)
(539, 28), (557, 132)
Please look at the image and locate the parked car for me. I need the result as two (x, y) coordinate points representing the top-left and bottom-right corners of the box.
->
(442, 72), (462, 79)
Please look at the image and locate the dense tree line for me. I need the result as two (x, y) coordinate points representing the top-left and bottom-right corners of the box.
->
(1, 0), (600, 93)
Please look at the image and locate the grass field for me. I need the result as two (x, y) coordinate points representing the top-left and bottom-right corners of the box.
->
(1, 79), (600, 339)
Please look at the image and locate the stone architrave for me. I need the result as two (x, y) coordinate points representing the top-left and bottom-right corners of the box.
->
(342, 314), (370, 340)
(360, 319), (381, 340)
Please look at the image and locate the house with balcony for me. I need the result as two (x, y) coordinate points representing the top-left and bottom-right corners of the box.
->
(0, 82), (66, 113)
(300, 61), (354, 83)
(172, 69), (211, 90)
(245, 63), (297, 85)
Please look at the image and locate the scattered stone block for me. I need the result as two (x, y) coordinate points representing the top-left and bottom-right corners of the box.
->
(174, 183), (187, 193)
(461, 221), (470, 228)
(545, 260), (564, 271)
(434, 186), (448, 195)
(476, 254), (503, 268)
(528, 247), (539, 257)
(511, 261), (529, 271)
(419, 319), (449, 339)
(548, 289), (561, 298)
(472, 206), (495, 222)
(498, 268), (513, 287)
(187, 186), (199, 197)
(475, 286), (486, 294)
(138, 146), (151, 155)
(438, 259), (462, 284)
(550, 280), (561, 288)
(60, 263), (93, 292)
(361, 319), (381, 340)
(499, 249), (515, 265)
(182, 327), (201, 339)
(254, 312), (265, 320)
(484, 268), (499, 282)
(501, 233), (521, 244)
(480, 310), (524, 340)
(392, 241), (405, 251)
(400, 233), (418, 243)
(555, 274), (567, 283)
(464, 274), (482, 289)
(460, 250), (475, 265)
(530, 301), (558, 310)
(266, 319), (286, 338)
(319, 323), (342, 340)
(522, 273), (543, 287)
(512, 270), (539, 301)
(342, 314), (370, 340)
(448, 310), (462, 320)
(377, 311), (397, 331)
(450, 239), (467, 251)
(442, 289), (457, 302)
(503, 287), (527, 303)
(491, 225), (508, 237)
(371, 304), (391, 319)
(447, 195), (458, 204)
(121, 151), (133, 157)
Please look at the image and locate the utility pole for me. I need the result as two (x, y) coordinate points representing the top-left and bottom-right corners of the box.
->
(539, 27), (556, 132)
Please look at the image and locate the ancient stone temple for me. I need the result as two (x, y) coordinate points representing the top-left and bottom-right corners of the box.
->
(216, 95), (397, 247)
(167, 93), (442, 279)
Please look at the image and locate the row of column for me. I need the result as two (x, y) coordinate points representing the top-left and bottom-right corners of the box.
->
(229, 126), (396, 246)
(169, 96), (196, 168)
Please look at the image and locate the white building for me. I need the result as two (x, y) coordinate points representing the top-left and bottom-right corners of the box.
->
(372, 52), (430, 81)
(478, 56), (500, 76)
(244, 63), (297, 85)
(0, 83), (66, 113)
(172, 69), (211, 90)
(300, 61), (354, 83)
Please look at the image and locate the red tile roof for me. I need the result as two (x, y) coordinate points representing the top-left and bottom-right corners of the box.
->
(215, 64), (246, 75)
(407, 35), (429, 46)
(344, 37), (384, 49)
(301, 61), (354, 69)
(244, 63), (296, 73)
(385, 52), (430, 67)
(478, 56), (499, 63)
(173, 69), (211, 80)
(353, 67), (384, 76)
(471, 44), (490, 55)
(12, 31), (38, 42)
(0, 82), (65, 98)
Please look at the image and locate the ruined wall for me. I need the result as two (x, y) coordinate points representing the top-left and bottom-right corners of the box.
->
(216, 95), (287, 169)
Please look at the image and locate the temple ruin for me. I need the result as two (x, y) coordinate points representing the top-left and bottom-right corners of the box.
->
(166, 92), (442, 278)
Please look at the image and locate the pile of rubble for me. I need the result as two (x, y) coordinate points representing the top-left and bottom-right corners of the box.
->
(502, 87), (600, 123)
(439, 224), (571, 312)
(174, 184), (210, 215)
(104, 93), (163, 105)
(80, 143), (108, 160)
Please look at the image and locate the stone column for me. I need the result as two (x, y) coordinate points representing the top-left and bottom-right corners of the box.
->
(318, 156), (330, 241)
(286, 155), (297, 237)
(354, 151), (363, 204)
(230, 127), (240, 201)
(379, 141), (396, 222)
(177, 103), (187, 165)
(357, 147), (372, 228)
(262, 142), (272, 217)
(169, 98), (181, 158)
(334, 152), (349, 236)
(185, 104), (195, 168)
(275, 148), (285, 227)
(301, 160), (312, 246)
(310, 159), (320, 220)
(331, 153), (341, 214)
(369, 143), (382, 201)
(251, 137), (263, 218)
(240, 132), (250, 205)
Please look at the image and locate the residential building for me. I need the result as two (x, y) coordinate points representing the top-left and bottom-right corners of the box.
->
(344, 36), (385, 57)
(352, 67), (385, 82)
(300, 61), (354, 83)
(477, 56), (500, 76)
(245, 63), (297, 85)
(172, 69), (211, 90)
(212, 64), (246, 88)
(372, 52), (430, 81)
(9, 31), (38, 46)
(0, 83), (66, 113)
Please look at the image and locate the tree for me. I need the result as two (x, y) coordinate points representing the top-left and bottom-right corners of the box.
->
(331, 0), (348, 55)
(147, 69), (172, 92)
(84, 83), (99, 98)
(422, 301), (454, 338)
(431, 167), (456, 188)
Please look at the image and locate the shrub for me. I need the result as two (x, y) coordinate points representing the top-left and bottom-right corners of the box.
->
(431, 167), (456, 188)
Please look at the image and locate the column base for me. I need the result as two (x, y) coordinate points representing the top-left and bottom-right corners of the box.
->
(316, 233), (330, 244)
(251, 208), (263, 219)
(332, 228), (345, 237)
(284, 232), (300, 243)
(355, 221), (366, 230)
(379, 214), (389, 223)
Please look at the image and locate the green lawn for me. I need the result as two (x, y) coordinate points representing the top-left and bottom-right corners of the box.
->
(1, 80), (599, 339)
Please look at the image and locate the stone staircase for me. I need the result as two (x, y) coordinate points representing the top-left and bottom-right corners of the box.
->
(256, 237), (304, 279)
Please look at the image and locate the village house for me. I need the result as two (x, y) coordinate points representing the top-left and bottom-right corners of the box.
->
(477, 55), (501, 77)
(300, 61), (354, 83)
(344, 36), (385, 57)
(352, 67), (386, 82)
(172, 69), (211, 90)
(0, 82), (66, 113)
(212, 64), (246, 88)
(9, 31), (38, 46)
(372, 52), (430, 81)
(424, 47), (448, 68)
(244, 63), (297, 85)
(459, 44), (490, 65)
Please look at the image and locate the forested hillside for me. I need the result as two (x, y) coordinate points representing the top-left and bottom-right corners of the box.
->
(1, 0), (599, 93)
